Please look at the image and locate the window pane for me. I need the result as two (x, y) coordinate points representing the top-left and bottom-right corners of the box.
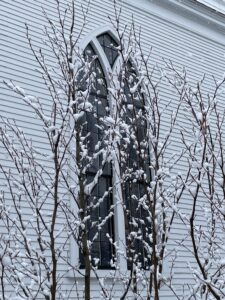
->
(97, 33), (119, 67)
(121, 62), (152, 269)
(79, 43), (114, 269)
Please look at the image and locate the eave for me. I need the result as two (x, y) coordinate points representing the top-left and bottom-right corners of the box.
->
(123, 0), (225, 46)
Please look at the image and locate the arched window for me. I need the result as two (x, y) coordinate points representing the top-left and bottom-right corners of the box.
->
(78, 31), (151, 270)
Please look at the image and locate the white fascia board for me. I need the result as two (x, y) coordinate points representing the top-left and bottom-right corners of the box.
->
(197, 0), (225, 14)
(123, 0), (225, 46)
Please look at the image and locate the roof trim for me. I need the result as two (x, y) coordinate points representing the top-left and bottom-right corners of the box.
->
(197, 0), (225, 15)
(122, 0), (225, 46)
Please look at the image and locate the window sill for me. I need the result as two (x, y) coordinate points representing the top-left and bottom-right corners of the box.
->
(66, 267), (131, 279)
(66, 267), (151, 280)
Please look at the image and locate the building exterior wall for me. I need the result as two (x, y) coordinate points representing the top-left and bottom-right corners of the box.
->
(1, 0), (225, 298)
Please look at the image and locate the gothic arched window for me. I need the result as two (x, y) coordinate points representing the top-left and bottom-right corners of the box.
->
(78, 31), (151, 270)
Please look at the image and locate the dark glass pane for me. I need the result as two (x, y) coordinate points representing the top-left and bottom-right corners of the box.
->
(98, 177), (108, 196)
(86, 155), (99, 174)
(96, 96), (108, 117)
(84, 44), (95, 60)
(101, 241), (112, 267)
(102, 161), (111, 176)
(79, 42), (114, 269)
(90, 58), (107, 96)
(96, 77), (107, 96)
(81, 174), (114, 268)
(120, 61), (151, 269)
(77, 45), (95, 91)
(124, 181), (151, 269)
(91, 242), (101, 266)
(86, 112), (97, 133)
(97, 33), (119, 67)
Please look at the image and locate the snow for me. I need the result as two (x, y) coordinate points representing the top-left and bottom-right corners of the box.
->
(130, 76), (144, 94)
(14, 86), (25, 95)
(74, 111), (85, 121)
(78, 101), (93, 112)
(196, 112), (203, 122)
(45, 125), (57, 133)
(104, 116), (115, 126)
(2, 256), (11, 267)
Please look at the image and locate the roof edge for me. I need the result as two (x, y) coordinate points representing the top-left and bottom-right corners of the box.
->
(123, 0), (225, 46)
(197, 0), (225, 15)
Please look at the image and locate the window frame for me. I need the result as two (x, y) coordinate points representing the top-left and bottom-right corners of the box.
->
(69, 25), (150, 277)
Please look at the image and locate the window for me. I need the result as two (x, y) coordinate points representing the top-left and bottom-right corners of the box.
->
(77, 31), (151, 270)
